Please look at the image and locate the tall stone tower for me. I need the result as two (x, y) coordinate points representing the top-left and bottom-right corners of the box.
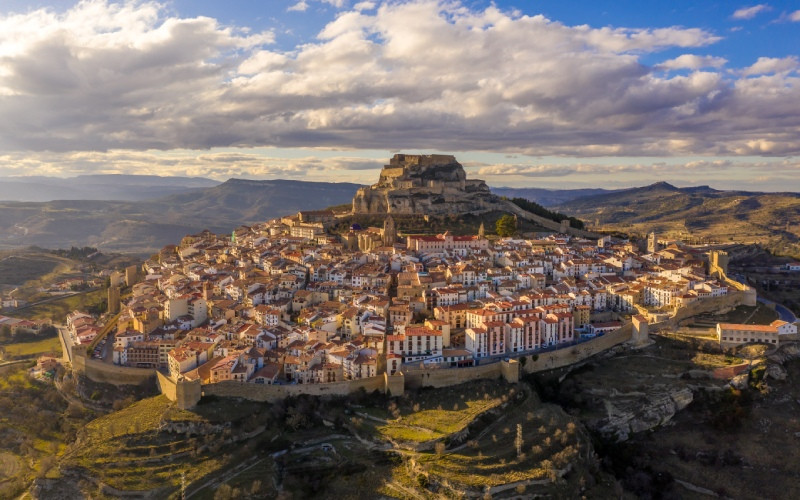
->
(647, 232), (659, 253)
(478, 222), (485, 239)
(709, 250), (729, 278)
(383, 215), (397, 247)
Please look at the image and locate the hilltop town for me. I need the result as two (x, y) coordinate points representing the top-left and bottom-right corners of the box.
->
(60, 155), (793, 404)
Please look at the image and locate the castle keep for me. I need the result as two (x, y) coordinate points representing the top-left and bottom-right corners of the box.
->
(352, 154), (505, 215)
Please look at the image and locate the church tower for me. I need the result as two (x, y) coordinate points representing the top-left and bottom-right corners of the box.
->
(647, 232), (659, 253)
(383, 214), (397, 247)
(478, 222), (485, 239)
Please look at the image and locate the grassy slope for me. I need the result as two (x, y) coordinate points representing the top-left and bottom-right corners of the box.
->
(559, 183), (800, 254)
(14, 289), (105, 321)
(0, 365), (94, 498)
(3, 336), (62, 357)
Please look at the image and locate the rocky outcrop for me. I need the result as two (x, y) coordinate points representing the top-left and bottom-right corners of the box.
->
(593, 387), (694, 441)
(352, 154), (506, 215)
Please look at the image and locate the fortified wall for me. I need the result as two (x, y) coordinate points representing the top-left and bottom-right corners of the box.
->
(352, 154), (504, 216)
(352, 153), (600, 238)
(79, 292), (750, 408)
(72, 346), (155, 387)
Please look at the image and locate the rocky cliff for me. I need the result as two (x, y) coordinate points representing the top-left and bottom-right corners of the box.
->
(351, 154), (506, 215)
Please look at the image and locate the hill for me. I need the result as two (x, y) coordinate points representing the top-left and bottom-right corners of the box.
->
(0, 179), (362, 254)
(490, 186), (615, 207)
(557, 182), (800, 254)
(0, 174), (219, 202)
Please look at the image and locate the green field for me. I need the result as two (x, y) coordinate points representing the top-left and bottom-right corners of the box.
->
(2, 336), (62, 358)
(376, 397), (504, 443)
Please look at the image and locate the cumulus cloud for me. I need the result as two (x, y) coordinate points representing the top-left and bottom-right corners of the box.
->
(658, 54), (727, 70)
(732, 4), (771, 20)
(790, 10), (800, 22)
(476, 158), (800, 181)
(0, 149), (384, 181)
(0, 0), (798, 162)
(287, 1), (309, 12)
(743, 56), (799, 75)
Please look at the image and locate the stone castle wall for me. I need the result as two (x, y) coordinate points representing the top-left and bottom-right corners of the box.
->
(73, 349), (155, 386)
(201, 375), (387, 403)
(403, 361), (507, 389)
(522, 325), (633, 373)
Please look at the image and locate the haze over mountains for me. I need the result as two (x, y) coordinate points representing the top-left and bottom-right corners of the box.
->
(0, 177), (361, 254)
(0, 175), (219, 202)
(0, 175), (798, 256)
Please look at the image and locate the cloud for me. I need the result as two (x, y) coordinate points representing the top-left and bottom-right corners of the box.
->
(732, 4), (770, 20)
(476, 158), (800, 179)
(0, 149), (384, 181)
(657, 54), (727, 70)
(287, 1), (309, 12)
(791, 10), (800, 22)
(743, 56), (799, 75)
(0, 0), (798, 161)
(290, 0), (347, 10)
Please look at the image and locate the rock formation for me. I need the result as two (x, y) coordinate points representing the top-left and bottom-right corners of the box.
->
(352, 154), (505, 215)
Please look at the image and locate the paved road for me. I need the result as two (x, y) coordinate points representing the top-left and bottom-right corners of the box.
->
(757, 297), (798, 324)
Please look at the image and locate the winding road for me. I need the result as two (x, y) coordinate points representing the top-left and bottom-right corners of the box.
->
(757, 297), (798, 324)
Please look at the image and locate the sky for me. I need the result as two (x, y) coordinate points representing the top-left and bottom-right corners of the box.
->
(0, 0), (799, 191)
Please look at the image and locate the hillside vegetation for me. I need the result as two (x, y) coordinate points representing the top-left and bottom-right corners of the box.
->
(558, 182), (800, 256)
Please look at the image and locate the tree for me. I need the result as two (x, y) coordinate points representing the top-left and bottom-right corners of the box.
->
(496, 215), (517, 237)
(0, 325), (11, 342)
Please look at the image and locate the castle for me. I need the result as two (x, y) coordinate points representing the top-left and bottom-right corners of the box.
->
(352, 154), (505, 215)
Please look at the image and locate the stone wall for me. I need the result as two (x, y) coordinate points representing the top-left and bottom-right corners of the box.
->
(201, 375), (386, 403)
(403, 362), (502, 389)
(155, 294), (756, 406)
(156, 371), (177, 401)
(403, 359), (518, 389)
(522, 325), (633, 373)
(73, 349), (155, 387)
(385, 372), (405, 397)
(502, 200), (601, 239)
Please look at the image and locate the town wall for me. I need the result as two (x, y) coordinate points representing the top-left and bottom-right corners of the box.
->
(73, 349), (155, 387)
(668, 290), (754, 329)
(385, 372), (405, 396)
(178, 377), (202, 410)
(156, 371), (177, 401)
(151, 294), (756, 406)
(202, 375), (386, 403)
(403, 362), (499, 389)
(522, 325), (633, 373)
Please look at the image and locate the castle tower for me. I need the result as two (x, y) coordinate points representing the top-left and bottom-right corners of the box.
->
(383, 215), (397, 247)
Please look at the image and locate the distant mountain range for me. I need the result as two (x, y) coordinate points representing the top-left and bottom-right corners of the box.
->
(556, 181), (800, 253)
(0, 174), (220, 202)
(0, 178), (361, 254)
(490, 186), (616, 206)
(0, 175), (798, 256)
